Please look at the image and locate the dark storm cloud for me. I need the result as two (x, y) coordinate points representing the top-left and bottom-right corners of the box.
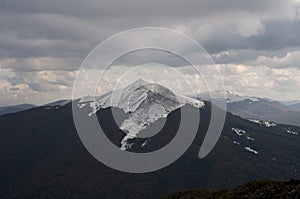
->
(1, 0), (284, 18)
(0, 0), (298, 63)
(198, 20), (300, 54)
(248, 20), (300, 51)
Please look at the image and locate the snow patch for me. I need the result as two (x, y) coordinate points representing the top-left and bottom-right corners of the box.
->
(141, 140), (148, 147)
(248, 119), (261, 124)
(246, 136), (255, 141)
(286, 129), (298, 135)
(244, 146), (258, 154)
(77, 103), (87, 109)
(264, 121), (277, 127)
(88, 101), (98, 117)
(232, 128), (246, 136)
(248, 119), (277, 127)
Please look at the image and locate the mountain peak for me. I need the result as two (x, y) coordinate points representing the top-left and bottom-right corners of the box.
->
(131, 78), (147, 85)
(78, 80), (204, 150)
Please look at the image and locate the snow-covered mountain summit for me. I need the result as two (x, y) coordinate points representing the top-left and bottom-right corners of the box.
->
(197, 90), (300, 126)
(198, 90), (262, 103)
(78, 79), (205, 150)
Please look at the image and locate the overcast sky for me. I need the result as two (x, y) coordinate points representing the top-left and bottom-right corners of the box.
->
(1, 0), (300, 106)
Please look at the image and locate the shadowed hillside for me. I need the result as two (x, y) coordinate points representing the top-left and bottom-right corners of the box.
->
(161, 180), (300, 199)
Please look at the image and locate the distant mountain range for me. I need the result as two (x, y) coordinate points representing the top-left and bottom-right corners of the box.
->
(289, 103), (300, 112)
(0, 80), (299, 198)
(1, 89), (299, 127)
(198, 91), (300, 126)
(43, 99), (71, 107)
(0, 100), (70, 116)
(0, 104), (36, 116)
(280, 100), (300, 106)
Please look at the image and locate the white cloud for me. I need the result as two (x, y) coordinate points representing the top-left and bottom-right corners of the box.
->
(1, 61), (300, 106)
(253, 51), (300, 68)
(234, 18), (265, 37)
(0, 70), (82, 105)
